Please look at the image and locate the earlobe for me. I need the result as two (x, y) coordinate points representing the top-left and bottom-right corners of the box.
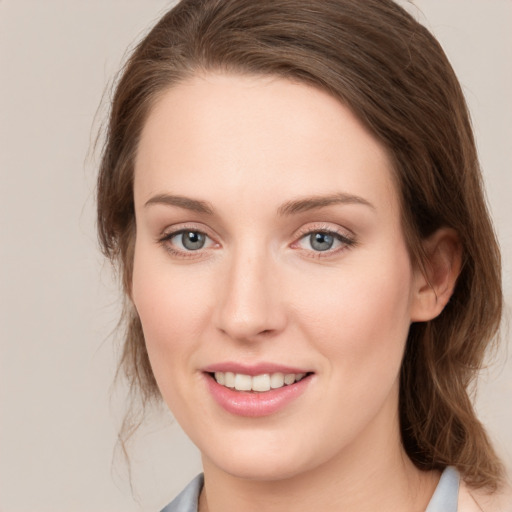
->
(410, 228), (462, 322)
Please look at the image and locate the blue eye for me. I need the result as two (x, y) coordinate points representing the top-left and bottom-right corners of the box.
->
(167, 230), (210, 251)
(296, 230), (353, 253)
(309, 232), (335, 251)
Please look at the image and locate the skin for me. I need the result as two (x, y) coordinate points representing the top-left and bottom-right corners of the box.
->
(131, 73), (459, 512)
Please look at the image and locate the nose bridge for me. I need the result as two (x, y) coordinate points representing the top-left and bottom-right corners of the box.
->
(214, 240), (285, 340)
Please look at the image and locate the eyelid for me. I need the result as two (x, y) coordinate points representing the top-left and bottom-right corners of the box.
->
(159, 220), (216, 237)
(292, 222), (355, 241)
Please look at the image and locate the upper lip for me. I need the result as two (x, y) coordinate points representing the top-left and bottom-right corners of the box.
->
(202, 362), (312, 376)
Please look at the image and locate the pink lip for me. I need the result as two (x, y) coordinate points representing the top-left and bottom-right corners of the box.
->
(203, 362), (310, 376)
(202, 366), (313, 418)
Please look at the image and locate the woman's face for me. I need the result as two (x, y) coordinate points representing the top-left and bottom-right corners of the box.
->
(132, 73), (425, 480)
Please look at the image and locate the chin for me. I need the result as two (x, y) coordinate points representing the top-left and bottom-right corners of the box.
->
(214, 455), (310, 482)
(200, 430), (328, 482)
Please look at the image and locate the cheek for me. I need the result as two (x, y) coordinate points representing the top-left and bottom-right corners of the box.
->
(131, 244), (213, 390)
(293, 247), (414, 376)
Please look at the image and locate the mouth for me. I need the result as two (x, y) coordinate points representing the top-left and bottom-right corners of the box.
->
(208, 371), (311, 393)
(202, 363), (314, 416)
(203, 367), (314, 417)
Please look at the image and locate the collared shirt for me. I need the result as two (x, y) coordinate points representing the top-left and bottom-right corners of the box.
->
(161, 466), (460, 512)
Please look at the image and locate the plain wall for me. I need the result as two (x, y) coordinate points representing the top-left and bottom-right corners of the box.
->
(0, 1), (510, 510)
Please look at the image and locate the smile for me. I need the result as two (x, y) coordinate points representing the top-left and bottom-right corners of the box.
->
(212, 372), (307, 392)
(205, 370), (313, 417)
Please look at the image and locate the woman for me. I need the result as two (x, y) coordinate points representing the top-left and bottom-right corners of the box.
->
(97, 0), (511, 510)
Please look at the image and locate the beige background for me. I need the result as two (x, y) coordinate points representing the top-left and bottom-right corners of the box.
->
(0, 1), (510, 510)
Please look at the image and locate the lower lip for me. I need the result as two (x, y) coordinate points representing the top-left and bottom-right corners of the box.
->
(204, 374), (312, 417)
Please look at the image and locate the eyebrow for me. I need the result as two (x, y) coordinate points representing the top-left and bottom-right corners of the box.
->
(277, 193), (375, 216)
(144, 194), (214, 214)
(144, 192), (374, 216)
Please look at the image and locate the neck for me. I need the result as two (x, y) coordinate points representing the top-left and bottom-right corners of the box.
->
(199, 395), (440, 512)
(200, 453), (438, 512)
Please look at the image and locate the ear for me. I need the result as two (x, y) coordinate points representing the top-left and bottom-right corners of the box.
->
(410, 228), (462, 322)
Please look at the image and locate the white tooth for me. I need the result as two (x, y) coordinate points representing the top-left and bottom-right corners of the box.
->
(224, 372), (235, 388)
(284, 373), (296, 385)
(234, 373), (252, 391)
(252, 374), (271, 392)
(216, 372), (304, 391)
(270, 372), (285, 388)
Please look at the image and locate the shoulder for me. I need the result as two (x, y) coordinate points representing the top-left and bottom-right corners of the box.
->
(458, 480), (512, 512)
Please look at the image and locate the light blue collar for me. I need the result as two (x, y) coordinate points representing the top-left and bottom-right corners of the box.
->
(425, 466), (460, 512)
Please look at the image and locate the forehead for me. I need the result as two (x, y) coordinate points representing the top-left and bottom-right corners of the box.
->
(134, 73), (398, 216)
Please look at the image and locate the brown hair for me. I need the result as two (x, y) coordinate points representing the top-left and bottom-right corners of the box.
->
(97, 0), (504, 489)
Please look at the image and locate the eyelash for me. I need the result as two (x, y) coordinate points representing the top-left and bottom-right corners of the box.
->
(158, 224), (356, 259)
(291, 224), (356, 258)
(158, 226), (218, 260)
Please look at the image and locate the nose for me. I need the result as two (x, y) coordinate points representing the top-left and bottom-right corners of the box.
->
(213, 246), (287, 341)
